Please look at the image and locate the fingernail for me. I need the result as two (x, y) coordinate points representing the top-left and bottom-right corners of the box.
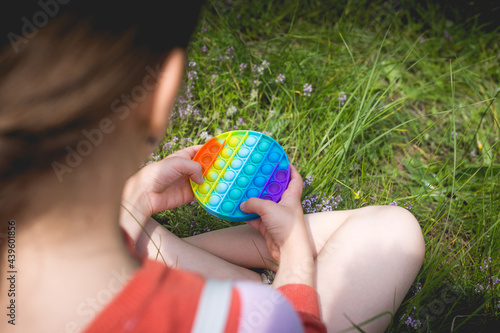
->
(240, 201), (246, 211)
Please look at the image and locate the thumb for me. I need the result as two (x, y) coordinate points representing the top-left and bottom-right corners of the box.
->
(181, 159), (204, 184)
(240, 197), (274, 216)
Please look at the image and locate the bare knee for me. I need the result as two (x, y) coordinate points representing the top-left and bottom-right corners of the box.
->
(316, 206), (425, 331)
(361, 205), (425, 267)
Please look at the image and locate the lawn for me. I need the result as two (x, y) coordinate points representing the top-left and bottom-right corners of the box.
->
(149, 0), (500, 331)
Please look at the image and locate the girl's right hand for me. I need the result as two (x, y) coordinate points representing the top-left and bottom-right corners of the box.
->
(239, 165), (311, 263)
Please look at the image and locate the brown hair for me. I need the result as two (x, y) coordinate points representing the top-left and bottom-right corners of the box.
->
(0, 1), (203, 212)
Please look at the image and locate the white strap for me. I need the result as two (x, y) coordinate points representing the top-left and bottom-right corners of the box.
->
(191, 279), (234, 333)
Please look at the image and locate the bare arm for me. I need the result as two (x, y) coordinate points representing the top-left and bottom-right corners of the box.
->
(119, 146), (260, 281)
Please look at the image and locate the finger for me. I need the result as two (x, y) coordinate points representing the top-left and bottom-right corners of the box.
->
(279, 164), (303, 202)
(164, 157), (204, 184)
(183, 159), (204, 184)
(240, 197), (275, 216)
(168, 145), (203, 160)
(288, 164), (304, 195)
(185, 145), (203, 158)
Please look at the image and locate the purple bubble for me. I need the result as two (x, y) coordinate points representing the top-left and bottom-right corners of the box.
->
(261, 194), (276, 202)
(268, 182), (281, 194)
(275, 170), (288, 182)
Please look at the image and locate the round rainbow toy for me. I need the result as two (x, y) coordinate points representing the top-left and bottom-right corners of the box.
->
(191, 130), (291, 222)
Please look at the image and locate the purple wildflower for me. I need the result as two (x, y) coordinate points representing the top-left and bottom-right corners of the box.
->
(201, 45), (208, 53)
(302, 192), (343, 213)
(412, 282), (422, 295)
(474, 277), (499, 293)
(250, 89), (258, 101)
(200, 131), (211, 141)
(263, 131), (273, 137)
(188, 71), (198, 81)
(402, 314), (421, 330)
(303, 83), (313, 97)
(239, 63), (247, 72)
(471, 149), (477, 157)
(390, 201), (398, 206)
(303, 176), (314, 188)
(444, 30), (452, 41)
(338, 91), (347, 105)
(180, 137), (192, 148)
(302, 199), (312, 208)
(275, 73), (285, 83)
(225, 46), (234, 59)
(480, 257), (491, 271)
(419, 36), (425, 44)
(404, 201), (412, 210)
(226, 105), (237, 116)
(253, 64), (264, 77)
(188, 61), (196, 67)
(237, 117), (244, 125)
(211, 74), (218, 84)
(163, 142), (172, 151)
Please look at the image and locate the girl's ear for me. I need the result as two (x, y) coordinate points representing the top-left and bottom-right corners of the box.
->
(147, 48), (186, 140)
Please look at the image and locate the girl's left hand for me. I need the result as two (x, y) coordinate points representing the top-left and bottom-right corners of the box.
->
(123, 145), (204, 216)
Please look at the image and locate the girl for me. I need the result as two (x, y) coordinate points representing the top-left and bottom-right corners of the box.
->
(0, 1), (424, 332)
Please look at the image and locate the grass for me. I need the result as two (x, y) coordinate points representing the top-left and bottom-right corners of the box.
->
(148, 0), (500, 331)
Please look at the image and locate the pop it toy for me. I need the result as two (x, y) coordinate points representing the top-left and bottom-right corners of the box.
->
(191, 130), (291, 222)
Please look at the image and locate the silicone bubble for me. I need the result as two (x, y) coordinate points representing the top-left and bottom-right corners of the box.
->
(190, 130), (291, 222)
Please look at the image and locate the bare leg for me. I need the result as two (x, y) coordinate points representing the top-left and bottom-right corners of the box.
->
(131, 217), (262, 282)
(184, 205), (425, 332)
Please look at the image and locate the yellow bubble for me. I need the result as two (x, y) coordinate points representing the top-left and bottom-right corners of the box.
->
(214, 159), (226, 170)
(221, 148), (233, 158)
(198, 183), (211, 194)
(228, 137), (240, 147)
(207, 171), (218, 181)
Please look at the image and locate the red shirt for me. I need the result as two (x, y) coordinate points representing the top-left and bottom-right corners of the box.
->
(82, 232), (326, 332)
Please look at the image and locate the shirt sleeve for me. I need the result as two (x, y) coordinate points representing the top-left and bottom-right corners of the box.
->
(234, 281), (303, 332)
(277, 284), (327, 333)
(234, 281), (326, 333)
